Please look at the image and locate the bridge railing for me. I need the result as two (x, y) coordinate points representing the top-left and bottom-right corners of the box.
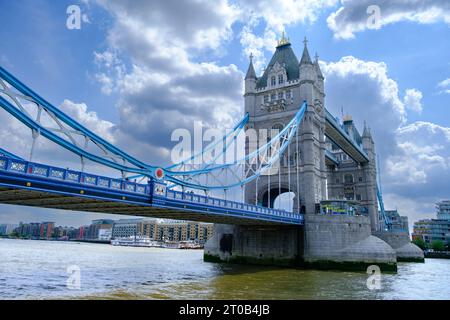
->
(0, 156), (150, 195)
(0, 155), (303, 223)
(165, 189), (302, 221)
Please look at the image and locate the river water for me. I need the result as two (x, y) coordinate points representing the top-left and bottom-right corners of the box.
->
(0, 238), (448, 300)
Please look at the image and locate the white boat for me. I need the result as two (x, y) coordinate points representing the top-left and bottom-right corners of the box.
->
(111, 236), (163, 248)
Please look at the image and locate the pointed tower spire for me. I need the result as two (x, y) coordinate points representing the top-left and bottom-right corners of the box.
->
(363, 121), (371, 138)
(245, 53), (256, 80)
(314, 52), (324, 79)
(300, 36), (312, 65)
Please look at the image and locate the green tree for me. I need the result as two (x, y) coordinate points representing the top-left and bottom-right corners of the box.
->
(431, 240), (445, 251)
(412, 238), (427, 250)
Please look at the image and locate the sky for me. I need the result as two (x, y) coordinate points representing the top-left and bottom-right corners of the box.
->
(0, 0), (449, 230)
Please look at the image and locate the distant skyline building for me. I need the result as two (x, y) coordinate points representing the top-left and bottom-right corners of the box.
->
(112, 219), (146, 239)
(138, 220), (213, 244)
(0, 224), (18, 235)
(412, 200), (450, 247)
(436, 200), (450, 220)
(2, 218), (214, 244)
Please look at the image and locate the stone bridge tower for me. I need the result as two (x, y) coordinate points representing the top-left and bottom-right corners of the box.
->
(204, 34), (417, 270)
(243, 35), (327, 215)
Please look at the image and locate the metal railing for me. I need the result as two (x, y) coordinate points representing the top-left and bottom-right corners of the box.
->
(0, 156), (149, 195)
(0, 156), (304, 223)
(166, 189), (303, 221)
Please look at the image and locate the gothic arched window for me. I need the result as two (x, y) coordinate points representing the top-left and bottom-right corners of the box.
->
(272, 123), (283, 132)
(278, 74), (284, 84)
(286, 90), (292, 100)
(271, 76), (276, 86)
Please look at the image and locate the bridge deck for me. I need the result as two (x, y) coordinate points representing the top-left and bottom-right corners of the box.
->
(0, 156), (303, 226)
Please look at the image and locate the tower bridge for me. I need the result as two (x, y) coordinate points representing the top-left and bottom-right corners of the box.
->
(0, 34), (423, 270)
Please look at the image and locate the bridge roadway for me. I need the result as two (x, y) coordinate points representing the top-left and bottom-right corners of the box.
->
(0, 156), (303, 226)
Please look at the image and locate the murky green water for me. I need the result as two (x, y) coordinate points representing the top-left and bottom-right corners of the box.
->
(0, 238), (448, 300)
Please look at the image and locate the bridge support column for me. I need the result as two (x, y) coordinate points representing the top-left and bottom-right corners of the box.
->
(303, 214), (397, 271)
(373, 231), (424, 262)
(204, 224), (303, 267)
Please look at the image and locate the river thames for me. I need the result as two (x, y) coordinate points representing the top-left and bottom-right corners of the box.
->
(0, 238), (448, 300)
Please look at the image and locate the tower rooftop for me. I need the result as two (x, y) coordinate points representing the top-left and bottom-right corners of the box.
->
(256, 38), (299, 89)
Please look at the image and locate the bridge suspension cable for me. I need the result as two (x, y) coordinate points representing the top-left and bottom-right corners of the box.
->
(376, 155), (391, 230)
(164, 101), (307, 191)
(0, 66), (158, 178)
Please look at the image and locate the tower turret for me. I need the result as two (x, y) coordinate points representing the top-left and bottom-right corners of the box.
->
(314, 53), (324, 94)
(244, 53), (257, 114)
(245, 53), (257, 94)
(299, 37), (316, 107)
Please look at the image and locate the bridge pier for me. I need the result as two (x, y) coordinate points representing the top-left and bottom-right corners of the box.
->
(303, 214), (397, 272)
(204, 224), (303, 267)
(373, 231), (424, 262)
(205, 214), (400, 272)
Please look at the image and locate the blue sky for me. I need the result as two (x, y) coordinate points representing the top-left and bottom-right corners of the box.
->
(0, 0), (449, 229)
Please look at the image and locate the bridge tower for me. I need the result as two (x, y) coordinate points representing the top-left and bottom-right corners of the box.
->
(243, 35), (326, 215)
(205, 34), (401, 270)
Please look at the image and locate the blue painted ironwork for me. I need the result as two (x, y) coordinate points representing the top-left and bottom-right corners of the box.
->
(0, 66), (157, 178)
(0, 147), (23, 160)
(325, 149), (338, 165)
(0, 155), (303, 225)
(376, 156), (391, 230)
(165, 102), (307, 190)
(324, 109), (369, 163)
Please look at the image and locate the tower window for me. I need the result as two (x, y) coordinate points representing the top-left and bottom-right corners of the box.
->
(272, 123), (283, 132)
(278, 74), (284, 84)
(286, 90), (291, 99)
(344, 174), (354, 184)
(271, 76), (276, 86)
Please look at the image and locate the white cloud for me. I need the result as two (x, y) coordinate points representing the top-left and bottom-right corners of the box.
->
(403, 88), (423, 113)
(438, 77), (450, 94)
(91, 0), (246, 167)
(237, 0), (338, 73)
(327, 0), (450, 39)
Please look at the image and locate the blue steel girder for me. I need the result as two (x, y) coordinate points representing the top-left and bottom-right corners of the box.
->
(324, 109), (369, 164)
(325, 149), (338, 166)
(164, 102), (307, 191)
(0, 147), (23, 160)
(0, 66), (158, 178)
(0, 155), (303, 225)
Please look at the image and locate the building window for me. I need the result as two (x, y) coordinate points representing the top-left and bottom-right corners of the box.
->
(278, 92), (283, 100)
(264, 95), (269, 103)
(356, 194), (362, 201)
(336, 178), (339, 184)
(271, 76), (276, 86)
(358, 176), (363, 182)
(344, 174), (354, 184)
(272, 123), (283, 132)
(286, 90), (291, 99)
(278, 74), (284, 84)
(271, 93), (276, 101)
